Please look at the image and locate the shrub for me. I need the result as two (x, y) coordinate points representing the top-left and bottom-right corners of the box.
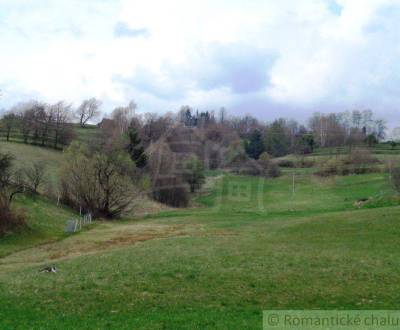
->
(358, 196), (400, 209)
(315, 158), (343, 177)
(183, 155), (205, 193)
(0, 197), (26, 236)
(152, 176), (189, 207)
(316, 153), (380, 177)
(344, 148), (379, 165)
(267, 162), (281, 178)
(276, 159), (295, 168)
(296, 158), (315, 168)
(392, 167), (400, 193)
(229, 159), (263, 176)
(258, 152), (271, 170)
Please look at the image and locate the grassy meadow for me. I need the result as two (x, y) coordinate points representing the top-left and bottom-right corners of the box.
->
(1, 157), (400, 328)
(0, 141), (63, 188)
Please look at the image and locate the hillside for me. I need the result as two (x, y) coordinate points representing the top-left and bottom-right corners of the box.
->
(0, 141), (64, 189)
(1, 195), (78, 258)
(1, 170), (400, 328)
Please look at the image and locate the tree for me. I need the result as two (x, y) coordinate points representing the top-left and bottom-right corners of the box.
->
(126, 127), (147, 168)
(264, 120), (290, 157)
(392, 166), (400, 194)
(0, 152), (13, 191)
(52, 101), (74, 149)
(294, 130), (315, 155)
(23, 161), (46, 194)
(365, 134), (378, 147)
(111, 101), (137, 134)
(60, 142), (138, 218)
(374, 119), (387, 140)
(0, 151), (27, 215)
(76, 98), (102, 128)
(184, 155), (205, 193)
(142, 113), (173, 145)
(245, 129), (265, 159)
(219, 107), (227, 124)
(392, 127), (400, 142)
(20, 107), (35, 144)
(0, 151), (26, 234)
(146, 140), (190, 207)
(1, 112), (18, 142)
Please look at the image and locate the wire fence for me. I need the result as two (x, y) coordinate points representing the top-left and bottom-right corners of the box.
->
(64, 213), (92, 233)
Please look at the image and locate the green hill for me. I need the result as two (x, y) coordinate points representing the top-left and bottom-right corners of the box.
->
(1, 195), (78, 258)
(0, 141), (63, 189)
(1, 170), (400, 328)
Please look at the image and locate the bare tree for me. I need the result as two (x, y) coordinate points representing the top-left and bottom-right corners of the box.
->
(52, 101), (73, 149)
(0, 153), (26, 204)
(1, 112), (18, 141)
(23, 161), (47, 194)
(111, 101), (137, 134)
(0, 151), (26, 234)
(76, 98), (102, 128)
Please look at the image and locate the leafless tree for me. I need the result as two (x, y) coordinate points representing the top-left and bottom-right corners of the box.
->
(23, 161), (47, 194)
(76, 98), (102, 127)
(51, 101), (73, 148)
(1, 112), (18, 141)
(111, 101), (137, 134)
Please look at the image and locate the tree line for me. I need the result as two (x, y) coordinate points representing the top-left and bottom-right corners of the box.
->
(0, 98), (392, 228)
(0, 98), (102, 149)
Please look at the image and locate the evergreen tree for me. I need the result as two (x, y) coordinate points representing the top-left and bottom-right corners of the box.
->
(365, 134), (378, 147)
(264, 120), (290, 157)
(126, 128), (147, 168)
(245, 129), (265, 159)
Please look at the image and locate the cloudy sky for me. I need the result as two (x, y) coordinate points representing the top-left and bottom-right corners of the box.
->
(0, 0), (399, 125)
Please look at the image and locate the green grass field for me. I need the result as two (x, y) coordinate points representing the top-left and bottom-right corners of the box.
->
(1, 167), (400, 329)
(72, 124), (101, 145)
(0, 141), (63, 191)
(1, 195), (78, 258)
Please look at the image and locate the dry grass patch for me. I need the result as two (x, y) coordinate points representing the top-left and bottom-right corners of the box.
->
(0, 222), (202, 272)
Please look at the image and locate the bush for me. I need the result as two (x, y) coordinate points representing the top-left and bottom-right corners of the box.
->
(392, 167), (400, 193)
(344, 148), (379, 166)
(258, 152), (271, 169)
(267, 163), (281, 178)
(183, 155), (205, 193)
(0, 197), (26, 236)
(316, 154), (380, 177)
(152, 176), (189, 207)
(276, 159), (295, 168)
(315, 158), (344, 177)
(296, 158), (315, 168)
(358, 196), (400, 209)
(229, 159), (263, 176)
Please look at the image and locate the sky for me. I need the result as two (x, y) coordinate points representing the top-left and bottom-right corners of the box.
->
(0, 0), (400, 126)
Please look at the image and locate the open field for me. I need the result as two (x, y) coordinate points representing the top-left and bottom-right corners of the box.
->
(1, 171), (400, 328)
(72, 124), (101, 145)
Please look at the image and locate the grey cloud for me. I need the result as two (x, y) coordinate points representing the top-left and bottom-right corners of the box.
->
(194, 43), (277, 94)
